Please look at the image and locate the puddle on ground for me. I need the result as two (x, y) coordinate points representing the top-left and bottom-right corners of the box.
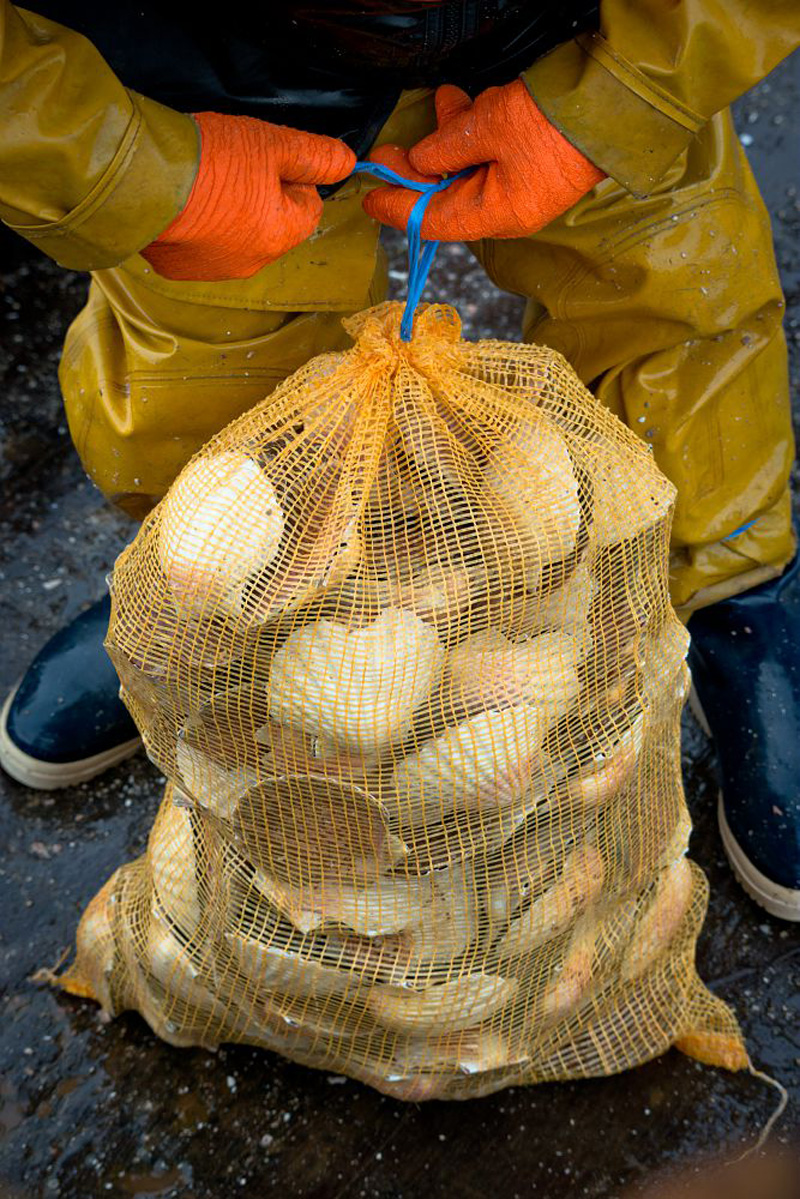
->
(115, 1166), (188, 1196)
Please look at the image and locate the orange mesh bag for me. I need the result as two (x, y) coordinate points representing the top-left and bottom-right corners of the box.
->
(62, 301), (746, 1098)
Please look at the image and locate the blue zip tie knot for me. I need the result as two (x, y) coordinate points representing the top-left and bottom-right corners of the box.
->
(352, 161), (474, 341)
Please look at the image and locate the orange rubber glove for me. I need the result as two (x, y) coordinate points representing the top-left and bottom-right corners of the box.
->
(363, 81), (605, 242)
(142, 112), (356, 280)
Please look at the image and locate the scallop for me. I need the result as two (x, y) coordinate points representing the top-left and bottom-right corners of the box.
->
(369, 973), (518, 1034)
(148, 796), (201, 935)
(588, 443), (674, 548)
(267, 608), (444, 756)
(445, 629), (583, 720)
(483, 411), (581, 587)
(495, 844), (606, 960)
(158, 451), (284, 619)
(621, 858), (695, 981)
(390, 704), (546, 827)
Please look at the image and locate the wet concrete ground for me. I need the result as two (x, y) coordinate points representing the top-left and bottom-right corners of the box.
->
(2, 56), (800, 1199)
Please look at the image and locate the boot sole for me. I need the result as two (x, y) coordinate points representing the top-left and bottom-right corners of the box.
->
(690, 682), (800, 921)
(0, 685), (142, 791)
(718, 796), (800, 922)
(687, 683), (712, 736)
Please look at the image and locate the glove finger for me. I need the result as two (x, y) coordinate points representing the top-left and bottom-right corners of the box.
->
(416, 169), (490, 241)
(273, 128), (356, 185)
(434, 84), (473, 126)
(367, 143), (438, 185)
(280, 182), (325, 237)
(362, 183), (420, 233)
(409, 107), (485, 177)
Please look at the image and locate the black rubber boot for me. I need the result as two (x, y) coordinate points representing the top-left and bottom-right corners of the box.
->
(0, 594), (141, 790)
(688, 557), (800, 921)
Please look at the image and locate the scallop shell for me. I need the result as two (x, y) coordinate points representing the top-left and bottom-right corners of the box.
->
(369, 972), (518, 1034)
(495, 844), (606, 960)
(148, 797), (201, 935)
(233, 772), (407, 889)
(158, 452), (284, 620)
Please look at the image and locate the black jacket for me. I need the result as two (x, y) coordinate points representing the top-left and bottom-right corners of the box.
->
(34, 1), (599, 157)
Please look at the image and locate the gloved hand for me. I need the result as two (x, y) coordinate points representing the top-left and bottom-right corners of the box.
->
(142, 112), (356, 280)
(363, 80), (605, 242)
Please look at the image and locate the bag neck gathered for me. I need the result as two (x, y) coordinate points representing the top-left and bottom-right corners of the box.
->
(352, 161), (475, 340)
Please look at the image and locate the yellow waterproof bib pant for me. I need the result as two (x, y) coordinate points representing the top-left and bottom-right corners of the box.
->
(58, 87), (795, 615)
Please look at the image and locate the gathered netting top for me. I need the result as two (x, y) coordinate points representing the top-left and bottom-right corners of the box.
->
(63, 302), (745, 1099)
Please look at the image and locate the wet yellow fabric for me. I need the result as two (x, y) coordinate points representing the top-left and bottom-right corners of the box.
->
(58, 87), (795, 611)
(0, 1), (796, 608)
(59, 177), (390, 518)
(523, 3), (800, 195)
(65, 301), (747, 1097)
(0, 1), (198, 268)
(3, 1), (800, 265)
(474, 108), (797, 612)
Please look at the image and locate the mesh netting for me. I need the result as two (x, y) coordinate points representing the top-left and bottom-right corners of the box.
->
(64, 302), (745, 1098)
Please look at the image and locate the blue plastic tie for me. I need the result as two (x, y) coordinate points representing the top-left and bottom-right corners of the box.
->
(352, 161), (474, 341)
(722, 518), (759, 541)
